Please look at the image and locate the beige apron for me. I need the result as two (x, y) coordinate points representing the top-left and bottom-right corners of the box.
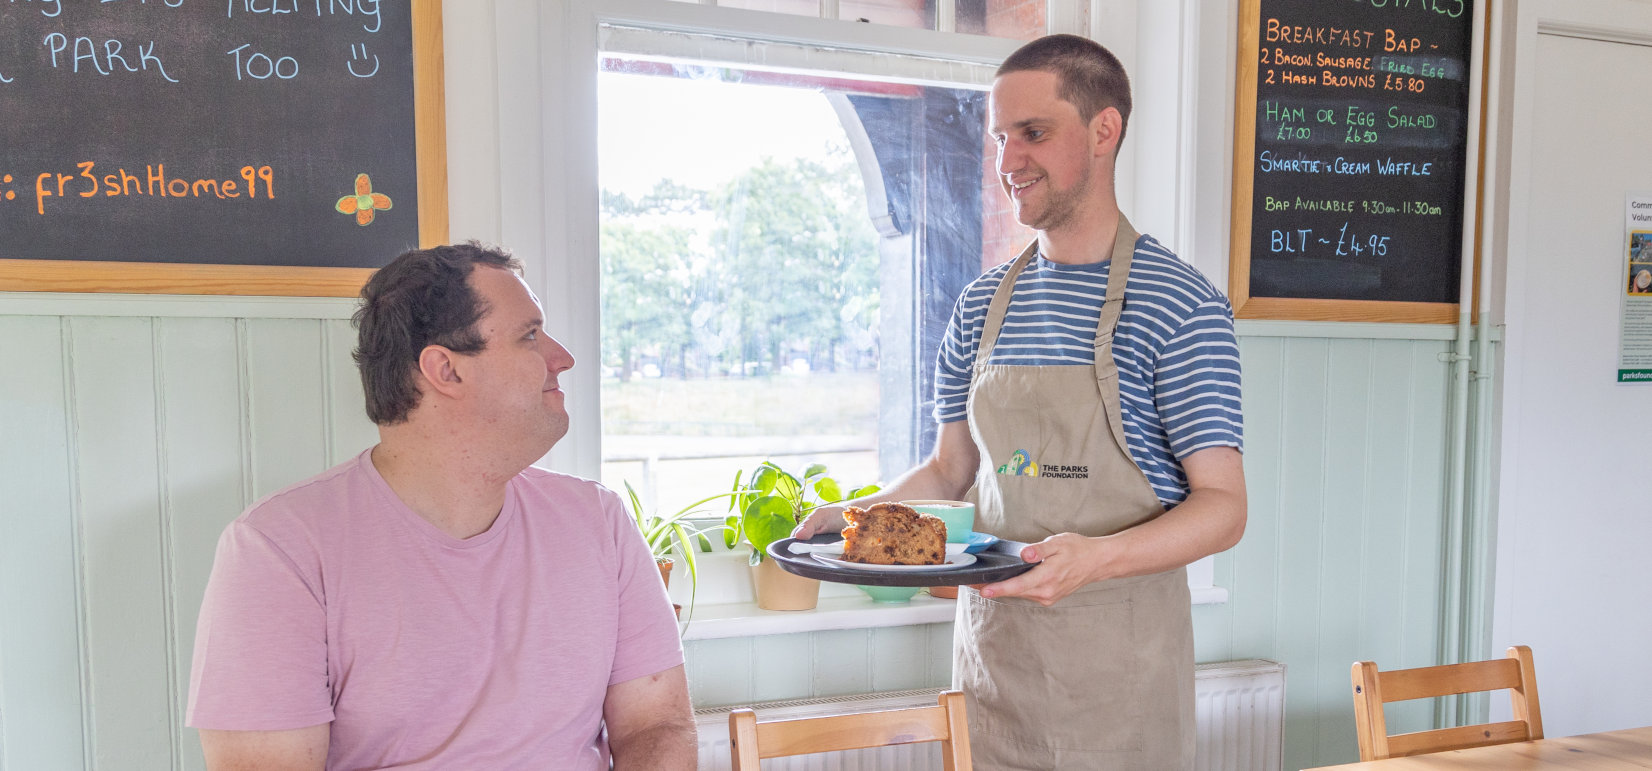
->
(955, 216), (1195, 770)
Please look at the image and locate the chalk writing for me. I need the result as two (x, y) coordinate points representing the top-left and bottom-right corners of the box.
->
(347, 43), (379, 77)
(1241, 0), (1474, 304)
(42, 34), (179, 82)
(6, 162), (277, 215)
(13, 0), (62, 19)
(224, 0), (384, 34)
(1352, 0), (1466, 19)
(226, 43), (299, 80)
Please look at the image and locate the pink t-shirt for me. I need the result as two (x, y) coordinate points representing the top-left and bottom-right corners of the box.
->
(186, 450), (683, 770)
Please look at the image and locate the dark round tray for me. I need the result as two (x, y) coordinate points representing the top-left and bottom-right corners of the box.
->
(767, 534), (1035, 587)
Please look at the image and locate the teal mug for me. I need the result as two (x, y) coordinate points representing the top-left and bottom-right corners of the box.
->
(902, 500), (976, 544)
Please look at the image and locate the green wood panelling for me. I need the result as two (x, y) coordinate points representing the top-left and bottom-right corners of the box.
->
(157, 318), (248, 771)
(245, 320), (331, 501)
(1190, 336), (1454, 769)
(0, 317), (87, 771)
(68, 318), (174, 770)
(325, 320), (381, 466)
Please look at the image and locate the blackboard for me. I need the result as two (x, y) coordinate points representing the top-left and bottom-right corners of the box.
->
(1230, 0), (1479, 323)
(0, 0), (446, 296)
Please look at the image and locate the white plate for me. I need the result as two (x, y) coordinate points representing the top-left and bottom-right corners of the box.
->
(790, 540), (972, 557)
(811, 552), (977, 572)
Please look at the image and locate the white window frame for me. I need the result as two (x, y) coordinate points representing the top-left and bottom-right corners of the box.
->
(539, 0), (1034, 479)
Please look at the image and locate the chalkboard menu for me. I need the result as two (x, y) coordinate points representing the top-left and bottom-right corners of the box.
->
(1230, 0), (1478, 322)
(0, 0), (446, 296)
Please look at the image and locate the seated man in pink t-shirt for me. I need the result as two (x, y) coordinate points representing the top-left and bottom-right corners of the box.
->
(186, 242), (695, 770)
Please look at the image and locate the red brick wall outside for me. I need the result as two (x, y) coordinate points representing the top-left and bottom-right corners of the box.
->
(714, 0), (819, 16)
(980, 1), (1044, 269)
(841, 0), (927, 27)
(704, 0), (1045, 40)
(715, 0), (927, 28)
(985, 0), (1046, 41)
(981, 131), (1036, 270)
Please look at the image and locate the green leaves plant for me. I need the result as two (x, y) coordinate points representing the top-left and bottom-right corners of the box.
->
(813, 477), (842, 503)
(741, 494), (798, 565)
(621, 480), (736, 628)
(729, 460), (879, 563)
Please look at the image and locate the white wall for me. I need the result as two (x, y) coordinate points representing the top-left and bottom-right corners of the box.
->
(1490, 0), (1652, 736)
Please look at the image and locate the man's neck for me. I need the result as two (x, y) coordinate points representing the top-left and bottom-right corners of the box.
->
(370, 432), (517, 540)
(1036, 193), (1122, 266)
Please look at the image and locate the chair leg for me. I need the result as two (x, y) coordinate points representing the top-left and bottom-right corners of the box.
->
(939, 690), (971, 771)
(1508, 646), (1543, 740)
(1351, 661), (1389, 761)
(730, 708), (760, 771)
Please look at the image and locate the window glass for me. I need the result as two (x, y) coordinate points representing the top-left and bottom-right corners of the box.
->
(967, 0), (1047, 40)
(661, 0), (1047, 40)
(597, 57), (992, 516)
(708, 0), (820, 17)
(838, 0), (930, 28)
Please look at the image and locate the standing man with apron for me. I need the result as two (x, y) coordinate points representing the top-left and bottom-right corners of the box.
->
(797, 34), (1245, 769)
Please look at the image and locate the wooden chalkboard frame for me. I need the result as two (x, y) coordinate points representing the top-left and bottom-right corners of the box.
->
(0, 0), (447, 298)
(1229, 0), (1480, 324)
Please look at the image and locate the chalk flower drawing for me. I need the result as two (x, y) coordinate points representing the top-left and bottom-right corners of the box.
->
(336, 173), (392, 226)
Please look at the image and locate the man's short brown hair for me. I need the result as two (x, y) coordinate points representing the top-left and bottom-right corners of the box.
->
(352, 241), (523, 425)
(997, 34), (1133, 146)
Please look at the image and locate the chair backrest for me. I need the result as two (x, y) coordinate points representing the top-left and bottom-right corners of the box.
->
(1351, 645), (1543, 761)
(729, 689), (972, 770)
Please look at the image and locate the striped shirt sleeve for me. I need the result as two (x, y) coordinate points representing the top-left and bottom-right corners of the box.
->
(1154, 297), (1244, 459)
(933, 269), (1001, 423)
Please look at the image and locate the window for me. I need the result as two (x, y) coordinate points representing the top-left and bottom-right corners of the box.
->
(663, 0), (1049, 40)
(596, 49), (1032, 515)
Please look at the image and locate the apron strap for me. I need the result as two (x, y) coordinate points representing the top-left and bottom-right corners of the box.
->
(1094, 215), (1140, 454)
(975, 217), (1142, 378)
(975, 240), (1038, 368)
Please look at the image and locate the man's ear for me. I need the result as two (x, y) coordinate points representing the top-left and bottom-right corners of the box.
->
(1090, 106), (1123, 160)
(416, 345), (466, 399)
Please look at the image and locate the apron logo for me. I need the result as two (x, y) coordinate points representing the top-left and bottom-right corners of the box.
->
(996, 449), (1089, 479)
(997, 449), (1040, 476)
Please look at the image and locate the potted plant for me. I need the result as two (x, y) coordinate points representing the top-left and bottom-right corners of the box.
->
(622, 482), (731, 624)
(724, 461), (879, 611)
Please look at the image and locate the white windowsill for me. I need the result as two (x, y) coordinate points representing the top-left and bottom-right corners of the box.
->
(680, 593), (958, 641)
(671, 550), (1230, 641)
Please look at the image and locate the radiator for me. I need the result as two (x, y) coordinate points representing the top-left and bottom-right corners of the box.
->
(693, 659), (1285, 770)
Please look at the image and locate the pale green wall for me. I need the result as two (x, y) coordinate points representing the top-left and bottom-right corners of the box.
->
(0, 312), (1462, 770)
(1201, 333), (1452, 769)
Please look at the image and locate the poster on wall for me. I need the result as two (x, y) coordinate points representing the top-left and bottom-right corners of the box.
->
(1622, 193), (1652, 383)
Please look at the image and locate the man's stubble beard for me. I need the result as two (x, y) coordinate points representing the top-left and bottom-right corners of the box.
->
(1020, 160), (1093, 233)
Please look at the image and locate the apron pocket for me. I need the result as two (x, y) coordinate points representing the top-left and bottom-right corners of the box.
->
(959, 591), (1144, 754)
(980, 473), (1101, 542)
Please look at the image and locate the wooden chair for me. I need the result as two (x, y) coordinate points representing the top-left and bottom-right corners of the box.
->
(1351, 645), (1543, 761)
(729, 689), (972, 770)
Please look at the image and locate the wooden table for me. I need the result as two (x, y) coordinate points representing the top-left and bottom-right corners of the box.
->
(1308, 726), (1652, 769)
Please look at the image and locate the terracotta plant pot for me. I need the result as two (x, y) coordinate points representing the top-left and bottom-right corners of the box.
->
(656, 558), (682, 619)
(750, 555), (820, 611)
(927, 585), (959, 599)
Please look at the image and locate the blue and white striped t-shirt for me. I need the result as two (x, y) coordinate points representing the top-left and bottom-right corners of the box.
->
(935, 236), (1244, 506)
